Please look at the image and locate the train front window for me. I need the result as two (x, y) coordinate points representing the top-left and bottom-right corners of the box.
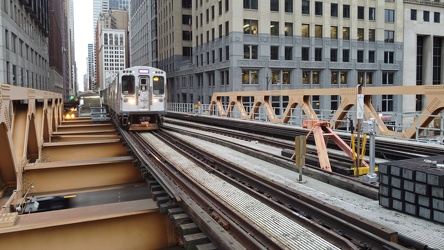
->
(140, 77), (148, 91)
(153, 76), (165, 95)
(122, 75), (135, 95)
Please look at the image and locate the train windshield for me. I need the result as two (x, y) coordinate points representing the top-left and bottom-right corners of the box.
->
(152, 76), (165, 95)
(122, 75), (135, 95)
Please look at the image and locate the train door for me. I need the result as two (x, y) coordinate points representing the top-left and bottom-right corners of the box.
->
(138, 77), (149, 110)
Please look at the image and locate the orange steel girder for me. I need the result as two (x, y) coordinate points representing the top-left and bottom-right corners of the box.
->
(304, 120), (369, 172)
(0, 84), (62, 195)
(0, 200), (177, 250)
(210, 85), (444, 139)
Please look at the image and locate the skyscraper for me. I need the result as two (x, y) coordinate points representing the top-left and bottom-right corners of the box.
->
(90, 0), (129, 91)
(0, 0), (50, 91)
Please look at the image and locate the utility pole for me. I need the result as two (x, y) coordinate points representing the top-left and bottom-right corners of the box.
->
(355, 84), (364, 176)
(363, 118), (378, 184)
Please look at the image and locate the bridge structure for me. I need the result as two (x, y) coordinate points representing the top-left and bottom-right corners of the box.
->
(207, 85), (444, 140)
(1, 83), (444, 249)
(0, 84), (174, 249)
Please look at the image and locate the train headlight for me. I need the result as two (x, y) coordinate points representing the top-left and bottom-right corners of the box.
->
(124, 97), (135, 104)
(153, 98), (163, 103)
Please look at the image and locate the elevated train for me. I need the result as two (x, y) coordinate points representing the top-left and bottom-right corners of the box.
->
(101, 66), (167, 130)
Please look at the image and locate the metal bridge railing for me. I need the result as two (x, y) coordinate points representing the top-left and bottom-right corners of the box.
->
(168, 103), (444, 145)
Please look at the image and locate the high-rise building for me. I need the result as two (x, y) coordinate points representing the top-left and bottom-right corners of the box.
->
(135, 1), (442, 117)
(0, 0), (50, 90)
(87, 43), (94, 91)
(403, 2), (444, 115)
(68, 0), (77, 96)
(130, 0), (158, 67)
(49, 0), (70, 100)
(90, 0), (129, 91)
(109, 0), (129, 10)
(96, 10), (129, 90)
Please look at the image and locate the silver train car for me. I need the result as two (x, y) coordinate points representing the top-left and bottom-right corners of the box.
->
(101, 66), (167, 130)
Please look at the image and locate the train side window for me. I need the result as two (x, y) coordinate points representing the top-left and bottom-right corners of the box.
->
(122, 75), (135, 95)
(153, 76), (165, 95)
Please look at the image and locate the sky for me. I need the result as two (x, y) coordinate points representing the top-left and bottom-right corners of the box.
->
(73, 0), (93, 92)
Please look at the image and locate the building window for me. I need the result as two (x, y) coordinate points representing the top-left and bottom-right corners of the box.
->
(219, 48), (222, 62)
(384, 51), (394, 64)
(315, 48), (322, 61)
(357, 28), (364, 41)
(285, 22), (293, 36)
(343, 27), (350, 40)
(369, 29), (375, 42)
(271, 46), (279, 60)
(358, 72), (373, 85)
(331, 96), (340, 110)
(244, 19), (258, 34)
(302, 47), (309, 61)
(285, 46), (293, 60)
(314, 25), (322, 38)
(225, 45), (229, 60)
(331, 72), (348, 85)
(411, 9), (417, 20)
(385, 9), (395, 23)
(331, 48), (338, 62)
(244, 0), (258, 10)
(343, 49), (350, 62)
(219, 0), (222, 15)
(302, 71), (310, 84)
(271, 21), (279, 36)
(270, 0), (279, 11)
(331, 71), (339, 84)
(225, 0), (229, 11)
(242, 69), (258, 84)
(225, 21), (229, 36)
(369, 7), (376, 21)
(357, 6), (364, 20)
(343, 5), (350, 18)
(424, 11), (430, 22)
(433, 37), (442, 85)
(315, 2), (322, 15)
(302, 0), (309, 14)
(302, 24), (309, 37)
(382, 72), (394, 85)
(272, 70), (291, 85)
(330, 26), (338, 39)
(384, 30), (394, 43)
(183, 31), (192, 40)
(369, 50), (375, 63)
(340, 72), (347, 84)
(302, 71), (320, 85)
(434, 12), (440, 23)
(244, 45), (258, 59)
(285, 0), (293, 13)
(357, 50), (364, 63)
(331, 3), (338, 17)
(219, 24), (223, 39)
(382, 95), (394, 112)
(183, 47), (192, 56)
(12, 64), (16, 85)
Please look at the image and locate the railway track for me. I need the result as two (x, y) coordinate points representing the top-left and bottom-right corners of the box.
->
(166, 114), (444, 160)
(162, 122), (380, 199)
(118, 123), (426, 249)
(153, 129), (407, 249)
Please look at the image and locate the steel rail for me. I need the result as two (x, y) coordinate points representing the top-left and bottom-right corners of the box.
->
(166, 114), (442, 159)
(129, 131), (283, 249)
(157, 128), (413, 250)
(163, 124), (380, 199)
